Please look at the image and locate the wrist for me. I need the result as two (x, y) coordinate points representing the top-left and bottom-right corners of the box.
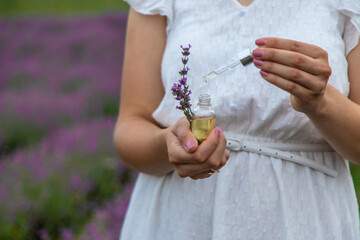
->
(305, 85), (336, 120)
(156, 127), (175, 171)
(158, 127), (171, 155)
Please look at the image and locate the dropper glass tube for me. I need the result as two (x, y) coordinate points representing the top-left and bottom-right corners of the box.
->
(202, 48), (253, 84)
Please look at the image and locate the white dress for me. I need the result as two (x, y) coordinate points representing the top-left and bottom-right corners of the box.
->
(120, 0), (360, 239)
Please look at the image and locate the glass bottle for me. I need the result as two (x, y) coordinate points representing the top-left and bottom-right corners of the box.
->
(191, 94), (216, 143)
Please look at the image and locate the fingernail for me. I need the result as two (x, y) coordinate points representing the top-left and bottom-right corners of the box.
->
(186, 141), (195, 151)
(260, 70), (269, 77)
(252, 49), (263, 58)
(215, 127), (222, 137)
(253, 59), (263, 66)
(255, 38), (267, 46)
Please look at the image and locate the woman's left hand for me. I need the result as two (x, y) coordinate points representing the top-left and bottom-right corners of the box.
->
(252, 37), (332, 114)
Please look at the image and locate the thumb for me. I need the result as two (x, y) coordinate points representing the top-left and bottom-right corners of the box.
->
(173, 117), (198, 153)
(184, 137), (198, 153)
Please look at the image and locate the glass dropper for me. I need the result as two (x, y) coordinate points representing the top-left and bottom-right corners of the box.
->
(202, 48), (253, 84)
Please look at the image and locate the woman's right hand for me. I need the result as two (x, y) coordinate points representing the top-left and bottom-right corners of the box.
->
(166, 117), (230, 180)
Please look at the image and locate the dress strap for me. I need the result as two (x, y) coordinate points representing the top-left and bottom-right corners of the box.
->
(224, 133), (337, 178)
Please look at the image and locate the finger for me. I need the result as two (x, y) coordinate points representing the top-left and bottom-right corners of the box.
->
(253, 59), (327, 92)
(190, 171), (213, 180)
(252, 48), (332, 77)
(167, 132), (198, 165)
(190, 166), (222, 180)
(176, 148), (227, 178)
(168, 125), (222, 166)
(225, 150), (230, 160)
(255, 37), (329, 60)
(259, 70), (316, 99)
(172, 117), (198, 153)
(192, 126), (222, 164)
(175, 128), (227, 177)
(218, 150), (230, 169)
(202, 129), (228, 169)
(176, 163), (215, 178)
(214, 154), (228, 171)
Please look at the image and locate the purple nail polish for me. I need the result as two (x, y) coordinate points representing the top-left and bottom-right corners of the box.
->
(260, 70), (269, 77)
(253, 59), (263, 66)
(252, 49), (264, 58)
(186, 141), (195, 151)
(255, 38), (267, 46)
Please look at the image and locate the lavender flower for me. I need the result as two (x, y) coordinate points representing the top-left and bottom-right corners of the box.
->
(171, 44), (194, 122)
(37, 229), (50, 240)
(78, 184), (134, 240)
(60, 229), (73, 240)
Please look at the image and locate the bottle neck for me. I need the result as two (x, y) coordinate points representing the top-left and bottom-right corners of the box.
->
(198, 102), (211, 107)
(197, 94), (211, 107)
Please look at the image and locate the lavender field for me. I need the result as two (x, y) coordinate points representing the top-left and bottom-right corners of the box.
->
(1, 10), (359, 240)
(0, 14), (137, 239)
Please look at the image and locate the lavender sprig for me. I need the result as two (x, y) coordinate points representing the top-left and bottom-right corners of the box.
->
(171, 44), (194, 122)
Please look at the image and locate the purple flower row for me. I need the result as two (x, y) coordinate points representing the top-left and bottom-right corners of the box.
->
(0, 118), (135, 239)
(0, 14), (134, 239)
(0, 14), (128, 152)
(0, 15), (126, 96)
(77, 184), (135, 240)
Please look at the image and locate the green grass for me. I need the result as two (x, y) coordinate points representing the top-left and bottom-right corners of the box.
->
(350, 163), (360, 203)
(0, 0), (129, 16)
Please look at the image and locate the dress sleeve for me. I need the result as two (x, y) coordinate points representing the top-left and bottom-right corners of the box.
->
(124, 0), (174, 32)
(337, 1), (360, 56)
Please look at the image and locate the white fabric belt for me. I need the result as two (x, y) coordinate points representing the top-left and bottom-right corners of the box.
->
(224, 134), (338, 178)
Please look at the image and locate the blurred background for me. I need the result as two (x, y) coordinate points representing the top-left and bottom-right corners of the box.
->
(0, 1), (359, 239)
(0, 1), (135, 239)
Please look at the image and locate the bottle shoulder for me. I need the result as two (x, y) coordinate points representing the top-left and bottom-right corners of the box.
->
(193, 106), (215, 118)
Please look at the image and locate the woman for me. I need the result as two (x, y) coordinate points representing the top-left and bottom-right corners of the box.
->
(114, 0), (360, 239)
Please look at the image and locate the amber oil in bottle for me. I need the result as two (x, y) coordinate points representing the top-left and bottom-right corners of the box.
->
(191, 94), (216, 143)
